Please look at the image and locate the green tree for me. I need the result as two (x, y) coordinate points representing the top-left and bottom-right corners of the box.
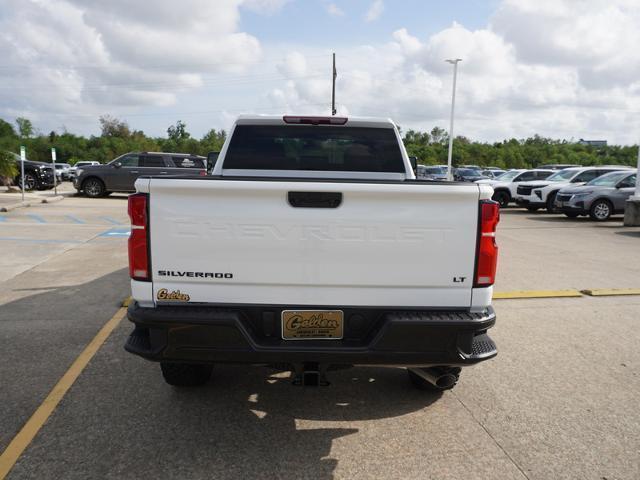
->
(167, 120), (190, 141)
(0, 119), (17, 138)
(15, 117), (33, 138)
(0, 150), (18, 187)
(99, 115), (130, 138)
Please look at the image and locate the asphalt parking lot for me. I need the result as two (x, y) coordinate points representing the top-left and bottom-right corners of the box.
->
(1, 188), (639, 480)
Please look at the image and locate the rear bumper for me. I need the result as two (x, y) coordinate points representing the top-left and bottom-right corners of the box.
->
(515, 197), (545, 207)
(125, 302), (497, 367)
(558, 205), (587, 214)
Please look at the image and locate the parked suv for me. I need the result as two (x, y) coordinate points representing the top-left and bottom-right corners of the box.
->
(514, 166), (631, 212)
(9, 153), (56, 191)
(555, 170), (637, 220)
(53, 163), (72, 181)
(453, 167), (488, 182)
(68, 161), (100, 181)
(476, 169), (554, 207)
(74, 152), (207, 197)
(416, 165), (447, 180)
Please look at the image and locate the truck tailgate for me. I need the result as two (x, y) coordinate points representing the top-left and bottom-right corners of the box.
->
(147, 178), (480, 307)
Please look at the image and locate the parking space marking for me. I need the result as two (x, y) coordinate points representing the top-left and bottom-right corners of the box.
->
(494, 289), (583, 299)
(64, 215), (86, 224)
(581, 288), (640, 297)
(99, 227), (131, 238)
(0, 237), (84, 244)
(0, 307), (126, 480)
(99, 216), (123, 225)
(26, 214), (47, 224)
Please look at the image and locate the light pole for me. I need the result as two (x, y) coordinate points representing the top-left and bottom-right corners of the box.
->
(623, 142), (640, 226)
(445, 58), (462, 181)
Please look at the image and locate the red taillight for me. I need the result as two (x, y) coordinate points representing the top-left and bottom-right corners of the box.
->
(128, 193), (149, 281)
(283, 116), (348, 125)
(199, 169), (207, 176)
(474, 201), (500, 287)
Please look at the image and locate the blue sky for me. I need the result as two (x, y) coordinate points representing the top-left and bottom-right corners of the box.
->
(240, 1), (496, 47)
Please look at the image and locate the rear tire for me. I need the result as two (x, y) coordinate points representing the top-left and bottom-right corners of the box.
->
(493, 190), (510, 208)
(589, 199), (612, 221)
(82, 177), (106, 198)
(407, 367), (461, 391)
(160, 362), (212, 387)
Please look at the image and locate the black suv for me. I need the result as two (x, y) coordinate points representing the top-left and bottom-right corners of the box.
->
(74, 152), (207, 197)
(10, 154), (57, 191)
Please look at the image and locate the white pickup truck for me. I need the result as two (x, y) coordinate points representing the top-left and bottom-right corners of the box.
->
(125, 115), (499, 391)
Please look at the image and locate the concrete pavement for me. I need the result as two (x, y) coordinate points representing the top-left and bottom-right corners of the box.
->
(0, 196), (639, 479)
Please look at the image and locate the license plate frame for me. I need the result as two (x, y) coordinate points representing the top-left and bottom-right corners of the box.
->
(281, 310), (344, 340)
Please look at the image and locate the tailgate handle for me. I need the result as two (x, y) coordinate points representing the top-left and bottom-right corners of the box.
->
(288, 191), (342, 208)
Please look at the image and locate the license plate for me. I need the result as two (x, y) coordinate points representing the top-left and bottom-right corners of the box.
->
(281, 310), (344, 340)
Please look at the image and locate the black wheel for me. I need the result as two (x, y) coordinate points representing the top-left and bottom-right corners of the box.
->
(564, 212), (579, 218)
(19, 173), (37, 191)
(82, 177), (106, 198)
(546, 191), (559, 213)
(160, 362), (212, 387)
(407, 367), (461, 391)
(492, 190), (510, 208)
(526, 206), (539, 212)
(589, 199), (612, 221)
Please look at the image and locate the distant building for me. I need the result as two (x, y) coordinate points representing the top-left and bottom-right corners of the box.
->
(578, 139), (607, 147)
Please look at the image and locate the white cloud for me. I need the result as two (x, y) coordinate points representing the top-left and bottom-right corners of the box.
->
(364, 0), (384, 22)
(276, 52), (308, 77)
(0, 0), (267, 131)
(326, 3), (345, 17)
(269, 0), (640, 144)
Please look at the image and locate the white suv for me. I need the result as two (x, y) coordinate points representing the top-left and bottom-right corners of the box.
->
(475, 169), (554, 207)
(514, 166), (631, 212)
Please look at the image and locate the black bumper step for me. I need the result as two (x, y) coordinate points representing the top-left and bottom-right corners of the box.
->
(125, 302), (497, 367)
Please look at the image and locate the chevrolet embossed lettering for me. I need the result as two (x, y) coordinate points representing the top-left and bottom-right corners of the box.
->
(282, 310), (343, 340)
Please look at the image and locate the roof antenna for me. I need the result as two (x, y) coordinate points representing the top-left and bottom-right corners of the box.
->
(331, 52), (337, 116)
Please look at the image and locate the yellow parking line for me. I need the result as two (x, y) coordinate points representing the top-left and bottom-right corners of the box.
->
(0, 307), (126, 480)
(493, 290), (583, 299)
(581, 288), (640, 297)
(122, 296), (132, 307)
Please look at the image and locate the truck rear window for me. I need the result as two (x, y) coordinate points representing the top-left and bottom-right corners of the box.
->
(224, 125), (405, 172)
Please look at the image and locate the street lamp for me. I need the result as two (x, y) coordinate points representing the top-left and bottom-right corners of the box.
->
(445, 58), (462, 181)
(623, 142), (640, 226)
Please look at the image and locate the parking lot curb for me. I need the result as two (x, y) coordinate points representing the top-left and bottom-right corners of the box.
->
(0, 201), (31, 212)
(493, 289), (583, 299)
(41, 195), (64, 204)
(581, 288), (640, 297)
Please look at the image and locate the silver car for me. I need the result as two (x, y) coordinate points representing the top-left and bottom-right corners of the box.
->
(555, 170), (637, 220)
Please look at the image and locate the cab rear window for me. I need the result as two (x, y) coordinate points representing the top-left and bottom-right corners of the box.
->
(223, 125), (405, 172)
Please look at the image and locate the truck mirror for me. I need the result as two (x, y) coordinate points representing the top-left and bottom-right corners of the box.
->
(409, 156), (418, 176)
